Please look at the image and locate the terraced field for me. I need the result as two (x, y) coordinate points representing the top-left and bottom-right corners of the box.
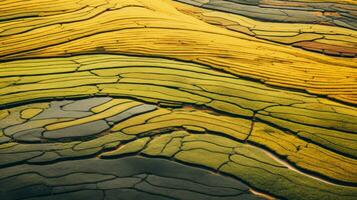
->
(0, 0), (356, 200)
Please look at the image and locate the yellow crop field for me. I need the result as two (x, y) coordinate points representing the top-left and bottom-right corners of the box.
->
(0, 0), (356, 200)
